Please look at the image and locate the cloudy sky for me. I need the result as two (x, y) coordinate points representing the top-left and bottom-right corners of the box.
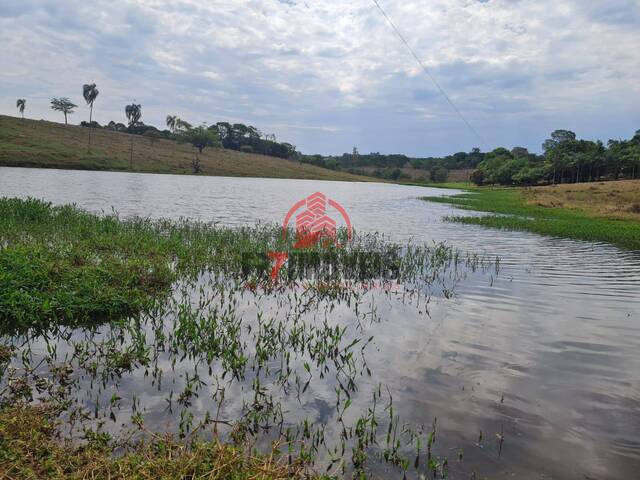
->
(1, 0), (639, 156)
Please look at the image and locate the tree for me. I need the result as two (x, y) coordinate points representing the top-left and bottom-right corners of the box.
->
(325, 158), (338, 170)
(179, 125), (220, 153)
(106, 121), (127, 132)
(247, 125), (261, 140)
(513, 165), (543, 185)
(430, 165), (449, 183)
(83, 84), (99, 123)
(470, 169), (484, 186)
(178, 125), (221, 174)
(543, 130), (576, 151)
(281, 143), (297, 159)
(175, 118), (192, 132)
(473, 148), (540, 185)
(410, 158), (424, 169)
(543, 130), (577, 184)
(166, 115), (177, 133)
(609, 138), (640, 180)
(125, 103), (142, 167)
(50, 97), (77, 125)
(83, 83), (99, 149)
(16, 99), (26, 119)
(125, 103), (142, 127)
(511, 147), (529, 159)
(468, 147), (484, 167)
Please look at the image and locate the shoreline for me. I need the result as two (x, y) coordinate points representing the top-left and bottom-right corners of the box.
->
(422, 182), (640, 251)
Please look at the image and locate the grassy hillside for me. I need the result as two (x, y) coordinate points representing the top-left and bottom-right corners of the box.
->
(0, 115), (372, 181)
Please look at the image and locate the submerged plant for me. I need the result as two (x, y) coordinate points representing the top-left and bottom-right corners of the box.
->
(0, 197), (501, 478)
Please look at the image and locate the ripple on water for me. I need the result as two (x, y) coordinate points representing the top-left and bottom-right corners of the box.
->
(1, 166), (639, 479)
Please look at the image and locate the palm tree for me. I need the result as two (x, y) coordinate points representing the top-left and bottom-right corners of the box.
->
(125, 103), (142, 128)
(50, 97), (78, 125)
(125, 103), (142, 168)
(166, 115), (177, 133)
(175, 118), (192, 132)
(82, 84), (99, 123)
(83, 83), (99, 149)
(16, 99), (26, 119)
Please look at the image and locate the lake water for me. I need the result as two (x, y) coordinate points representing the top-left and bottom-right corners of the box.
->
(1, 166), (640, 479)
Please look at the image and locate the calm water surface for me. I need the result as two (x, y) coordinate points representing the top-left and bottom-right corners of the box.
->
(1, 166), (639, 479)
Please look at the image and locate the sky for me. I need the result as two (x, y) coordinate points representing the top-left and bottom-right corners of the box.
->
(1, 0), (639, 157)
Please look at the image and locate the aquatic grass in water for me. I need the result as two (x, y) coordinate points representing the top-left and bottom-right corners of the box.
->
(0, 197), (499, 478)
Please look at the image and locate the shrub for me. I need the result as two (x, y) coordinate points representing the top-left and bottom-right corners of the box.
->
(470, 169), (484, 186)
(430, 165), (449, 183)
(80, 120), (101, 128)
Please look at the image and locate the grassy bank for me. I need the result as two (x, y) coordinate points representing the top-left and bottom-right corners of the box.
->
(422, 181), (640, 250)
(0, 197), (280, 332)
(0, 115), (371, 182)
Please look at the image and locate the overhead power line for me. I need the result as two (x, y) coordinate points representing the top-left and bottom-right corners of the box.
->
(370, 0), (485, 146)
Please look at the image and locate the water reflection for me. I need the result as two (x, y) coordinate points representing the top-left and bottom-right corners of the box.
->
(1, 166), (639, 478)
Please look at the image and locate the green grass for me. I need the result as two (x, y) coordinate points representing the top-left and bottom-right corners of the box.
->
(423, 187), (640, 250)
(406, 181), (476, 190)
(0, 197), (288, 332)
(0, 403), (322, 480)
(0, 198), (170, 330)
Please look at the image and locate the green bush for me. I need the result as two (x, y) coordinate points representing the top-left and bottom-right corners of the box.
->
(429, 165), (448, 183)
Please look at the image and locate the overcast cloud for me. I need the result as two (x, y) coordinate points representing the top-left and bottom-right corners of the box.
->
(1, 0), (639, 156)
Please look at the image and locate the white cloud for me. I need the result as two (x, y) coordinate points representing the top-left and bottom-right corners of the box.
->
(0, 0), (638, 155)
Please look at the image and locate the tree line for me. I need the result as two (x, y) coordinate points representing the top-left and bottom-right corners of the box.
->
(298, 147), (487, 182)
(298, 130), (640, 185)
(13, 93), (640, 185)
(14, 87), (298, 163)
(471, 129), (640, 186)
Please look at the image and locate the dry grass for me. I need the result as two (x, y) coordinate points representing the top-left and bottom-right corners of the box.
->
(0, 115), (372, 182)
(445, 168), (473, 182)
(522, 180), (640, 221)
(0, 404), (316, 480)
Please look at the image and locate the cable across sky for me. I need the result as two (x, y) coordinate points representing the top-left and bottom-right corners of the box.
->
(370, 0), (485, 147)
